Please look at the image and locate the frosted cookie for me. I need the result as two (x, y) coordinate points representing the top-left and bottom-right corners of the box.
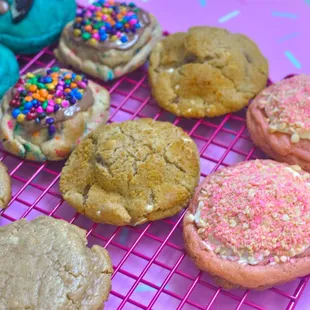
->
(0, 0), (76, 55)
(0, 43), (19, 99)
(247, 74), (310, 171)
(183, 160), (310, 289)
(55, 0), (162, 81)
(60, 118), (200, 226)
(0, 216), (113, 309)
(149, 27), (269, 118)
(0, 67), (110, 162)
(0, 162), (11, 210)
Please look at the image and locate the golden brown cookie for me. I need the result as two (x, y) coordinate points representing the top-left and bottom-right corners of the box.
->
(0, 216), (113, 309)
(149, 26), (269, 118)
(0, 162), (11, 210)
(60, 118), (200, 226)
(183, 160), (310, 290)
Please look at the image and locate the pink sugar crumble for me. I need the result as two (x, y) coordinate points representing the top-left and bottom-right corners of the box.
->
(197, 160), (310, 258)
(263, 74), (310, 131)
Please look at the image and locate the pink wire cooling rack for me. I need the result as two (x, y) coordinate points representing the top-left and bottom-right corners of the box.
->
(0, 46), (309, 310)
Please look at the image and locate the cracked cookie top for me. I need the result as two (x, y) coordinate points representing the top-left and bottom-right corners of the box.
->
(60, 118), (200, 226)
(0, 162), (11, 210)
(149, 26), (269, 118)
(0, 216), (113, 309)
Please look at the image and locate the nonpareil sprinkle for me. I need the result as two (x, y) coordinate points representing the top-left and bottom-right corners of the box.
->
(9, 67), (89, 137)
(73, 0), (142, 46)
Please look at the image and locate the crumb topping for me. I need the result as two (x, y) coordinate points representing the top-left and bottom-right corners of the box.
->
(191, 160), (310, 265)
(259, 74), (310, 143)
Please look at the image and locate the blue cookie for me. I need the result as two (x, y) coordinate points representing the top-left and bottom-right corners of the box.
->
(0, 0), (76, 55)
(0, 43), (19, 99)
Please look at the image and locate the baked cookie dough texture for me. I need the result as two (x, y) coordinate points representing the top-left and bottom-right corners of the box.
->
(0, 216), (113, 310)
(247, 74), (310, 172)
(0, 162), (11, 210)
(149, 26), (269, 118)
(184, 160), (310, 290)
(55, 1), (162, 81)
(60, 118), (200, 226)
(0, 67), (110, 162)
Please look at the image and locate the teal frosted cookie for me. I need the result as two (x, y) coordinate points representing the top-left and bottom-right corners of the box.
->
(0, 0), (76, 55)
(0, 43), (19, 99)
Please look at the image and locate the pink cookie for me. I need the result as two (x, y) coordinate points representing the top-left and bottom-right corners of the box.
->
(247, 74), (310, 171)
(183, 160), (310, 289)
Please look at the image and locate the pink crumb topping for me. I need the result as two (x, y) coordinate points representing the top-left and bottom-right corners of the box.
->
(262, 74), (310, 132)
(197, 160), (310, 259)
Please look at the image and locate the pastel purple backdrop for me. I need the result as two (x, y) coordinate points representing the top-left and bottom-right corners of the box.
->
(77, 0), (310, 308)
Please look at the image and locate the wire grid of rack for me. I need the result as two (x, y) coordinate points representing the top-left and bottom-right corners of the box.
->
(0, 44), (309, 310)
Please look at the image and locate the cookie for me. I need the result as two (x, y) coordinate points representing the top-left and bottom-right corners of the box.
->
(0, 216), (113, 309)
(247, 74), (310, 171)
(183, 160), (310, 289)
(0, 43), (19, 99)
(60, 118), (200, 226)
(149, 26), (269, 118)
(0, 0), (76, 54)
(55, 1), (162, 81)
(0, 67), (110, 162)
(0, 162), (11, 210)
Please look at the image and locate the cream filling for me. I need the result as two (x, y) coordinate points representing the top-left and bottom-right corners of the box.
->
(267, 122), (310, 143)
(262, 95), (310, 143)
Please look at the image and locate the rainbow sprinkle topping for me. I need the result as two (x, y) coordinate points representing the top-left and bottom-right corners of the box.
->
(10, 67), (89, 136)
(73, 0), (142, 47)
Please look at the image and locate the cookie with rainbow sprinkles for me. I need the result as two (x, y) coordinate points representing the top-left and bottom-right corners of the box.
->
(184, 159), (310, 290)
(0, 67), (110, 162)
(55, 0), (162, 81)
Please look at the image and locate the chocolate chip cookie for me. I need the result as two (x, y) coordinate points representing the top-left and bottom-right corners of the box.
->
(60, 118), (200, 226)
(149, 26), (268, 118)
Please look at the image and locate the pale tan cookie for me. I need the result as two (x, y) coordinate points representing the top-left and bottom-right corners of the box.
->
(247, 74), (310, 172)
(60, 118), (200, 226)
(0, 162), (11, 210)
(0, 68), (110, 162)
(183, 160), (310, 290)
(55, 2), (162, 81)
(0, 216), (113, 309)
(149, 26), (268, 118)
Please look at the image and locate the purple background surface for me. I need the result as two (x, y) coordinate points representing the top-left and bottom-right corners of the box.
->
(77, 0), (310, 308)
